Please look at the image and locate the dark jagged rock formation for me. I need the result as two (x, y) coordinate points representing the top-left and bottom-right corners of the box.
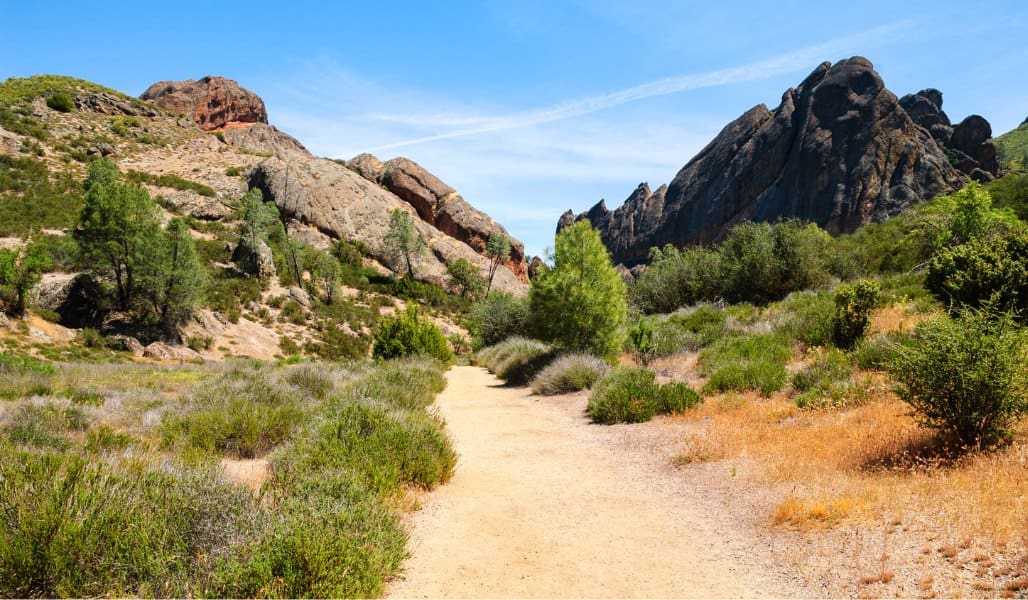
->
(346, 154), (528, 281)
(560, 57), (964, 265)
(141, 76), (267, 131)
(900, 90), (999, 179)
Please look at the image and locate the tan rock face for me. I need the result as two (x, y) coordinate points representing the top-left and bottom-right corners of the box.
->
(249, 153), (527, 295)
(140, 76), (267, 131)
(347, 155), (528, 281)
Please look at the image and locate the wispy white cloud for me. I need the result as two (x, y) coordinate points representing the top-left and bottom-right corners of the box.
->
(359, 21), (912, 153)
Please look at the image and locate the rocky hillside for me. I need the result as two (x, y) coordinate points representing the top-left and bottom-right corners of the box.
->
(0, 74), (527, 360)
(0, 74), (526, 292)
(559, 57), (980, 266)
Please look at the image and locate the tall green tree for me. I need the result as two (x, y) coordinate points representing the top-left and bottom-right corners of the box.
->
(485, 232), (511, 295)
(139, 218), (206, 336)
(384, 209), (426, 279)
(446, 258), (486, 300)
(0, 238), (51, 316)
(74, 162), (161, 310)
(236, 188), (283, 280)
(530, 220), (627, 361)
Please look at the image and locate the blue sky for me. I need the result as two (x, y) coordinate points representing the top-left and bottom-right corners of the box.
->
(2, 1), (1026, 258)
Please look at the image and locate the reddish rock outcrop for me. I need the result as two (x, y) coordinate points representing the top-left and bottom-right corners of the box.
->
(347, 155), (528, 281)
(141, 76), (267, 131)
(559, 57), (963, 265)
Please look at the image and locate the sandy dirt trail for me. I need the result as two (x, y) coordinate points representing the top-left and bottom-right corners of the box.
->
(387, 366), (805, 599)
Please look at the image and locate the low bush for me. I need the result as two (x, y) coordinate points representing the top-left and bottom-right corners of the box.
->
(587, 367), (659, 424)
(372, 305), (453, 363)
(831, 279), (881, 349)
(655, 381), (702, 414)
(212, 492), (406, 599)
(698, 333), (792, 396)
(468, 292), (531, 348)
(531, 353), (609, 395)
(773, 291), (835, 347)
(476, 336), (547, 372)
(925, 227), (1027, 322)
(851, 332), (906, 370)
(889, 310), (1027, 446)
(161, 374), (304, 458)
(0, 448), (256, 597)
(4, 403), (88, 449)
(45, 92), (74, 112)
(347, 357), (447, 411)
(494, 345), (556, 386)
(791, 349), (855, 408)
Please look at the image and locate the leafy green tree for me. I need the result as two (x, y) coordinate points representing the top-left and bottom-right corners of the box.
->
(236, 189), (283, 280)
(139, 218), (206, 335)
(529, 220), (627, 360)
(0, 239), (51, 316)
(74, 163), (161, 310)
(485, 233), (511, 295)
(384, 209), (426, 279)
(446, 258), (485, 300)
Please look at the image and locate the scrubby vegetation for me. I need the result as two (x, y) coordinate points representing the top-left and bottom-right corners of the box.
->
(531, 353), (609, 395)
(586, 367), (701, 424)
(0, 355), (454, 597)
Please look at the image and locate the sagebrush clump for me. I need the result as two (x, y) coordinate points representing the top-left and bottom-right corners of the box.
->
(587, 367), (701, 424)
(531, 353), (609, 395)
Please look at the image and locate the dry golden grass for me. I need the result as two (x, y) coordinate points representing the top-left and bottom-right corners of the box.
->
(673, 386), (1028, 545)
(866, 302), (928, 336)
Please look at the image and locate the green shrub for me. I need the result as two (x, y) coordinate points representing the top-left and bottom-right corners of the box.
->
(494, 346), (556, 386)
(651, 304), (728, 355)
(851, 332), (905, 370)
(831, 279), (882, 349)
(655, 381), (701, 414)
(45, 92), (74, 112)
(468, 292), (531, 348)
(791, 349), (855, 408)
(186, 335), (212, 352)
(476, 336), (547, 372)
(698, 333), (791, 396)
(224, 166), (243, 177)
(284, 363), (335, 399)
(212, 493), (406, 599)
(346, 358), (447, 411)
(531, 353), (610, 395)
(84, 425), (133, 452)
(161, 374), (304, 458)
(718, 219), (832, 304)
(372, 305), (453, 363)
(626, 318), (656, 364)
(279, 335), (301, 356)
(925, 227), (1027, 322)
(630, 245), (722, 313)
(0, 351), (58, 400)
(4, 403), (88, 449)
(889, 311), (1027, 446)
(587, 367), (659, 424)
(274, 399), (455, 496)
(0, 449), (255, 597)
(773, 290), (835, 347)
(124, 170), (216, 198)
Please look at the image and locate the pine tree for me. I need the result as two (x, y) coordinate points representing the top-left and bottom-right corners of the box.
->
(139, 218), (206, 336)
(384, 209), (426, 278)
(529, 220), (627, 361)
(485, 232), (511, 295)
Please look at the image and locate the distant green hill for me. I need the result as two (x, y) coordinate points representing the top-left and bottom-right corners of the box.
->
(994, 117), (1028, 169)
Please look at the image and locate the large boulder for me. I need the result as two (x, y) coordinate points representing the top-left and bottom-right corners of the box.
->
(219, 123), (308, 156)
(349, 155), (528, 281)
(559, 57), (962, 265)
(899, 88), (952, 144)
(950, 115), (999, 177)
(248, 153), (526, 294)
(140, 76), (267, 131)
(30, 272), (102, 328)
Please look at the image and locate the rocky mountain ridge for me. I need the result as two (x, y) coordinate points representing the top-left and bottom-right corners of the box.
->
(559, 57), (986, 266)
